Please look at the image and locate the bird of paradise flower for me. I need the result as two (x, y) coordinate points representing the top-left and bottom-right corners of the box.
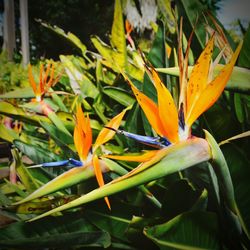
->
(105, 34), (242, 165)
(20, 30), (242, 222)
(28, 63), (59, 103)
(14, 105), (127, 209)
(27, 63), (72, 135)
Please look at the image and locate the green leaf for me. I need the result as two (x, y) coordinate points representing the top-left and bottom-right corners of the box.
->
(161, 179), (201, 220)
(124, 102), (151, 150)
(0, 86), (34, 99)
(221, 143), (250, 239)
(144, 211), (220, 250)
(11, 148), (39, 192)
(60, 55), (98, 98)
(40, 21), (87, 56)
(91, 36), (114, 66)
(204, 130), (236, 213)
(47, 111), (71, 136)
(51, 92), (68, 112)
(13, 164), (96, 205)
(157, 0), (175, 34)
(12, 195), (78, 214)
(234, 93), (244, 123)
(14, 140), (61, 164)
(39, 121), (76, 159)
(0, 213), (111, 248)
(0, 124), (19, 143)
(0, 101), (50, 126)
(85, 209), (130, 241)
(111, 0), (127, 70)
(29, 138), (211, 221)
(157, 65), (250, 93)
(238, 25), (250, 67)
(103, 86), (135, 107)
(178, 0), (205, 48)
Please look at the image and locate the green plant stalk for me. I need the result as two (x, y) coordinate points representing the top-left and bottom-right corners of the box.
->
(204, 130), (236, 213)
(29, 138), (210, 221)
(103, 158), (162, 208)
(205, 130), (250, 239)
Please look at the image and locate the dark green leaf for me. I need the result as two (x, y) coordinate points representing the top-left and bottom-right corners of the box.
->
(0, 213), (111, 248)
(103, 86), (135, 107)
(238, 25), (250, 67)
(221, 143), (250, 238)
(144, 211), (220, 250)
(14, 140), (61, 164)
(40, 121), (77, 159)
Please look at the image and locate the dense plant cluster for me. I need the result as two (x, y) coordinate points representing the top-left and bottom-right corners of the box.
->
(0, 0), (249, 249)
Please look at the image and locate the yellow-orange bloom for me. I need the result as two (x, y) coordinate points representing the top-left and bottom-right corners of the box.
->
(73, 105), (127, 209)
(28, 63), (58, 102)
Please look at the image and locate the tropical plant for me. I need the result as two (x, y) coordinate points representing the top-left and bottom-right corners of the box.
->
(0, 0), (249, 249)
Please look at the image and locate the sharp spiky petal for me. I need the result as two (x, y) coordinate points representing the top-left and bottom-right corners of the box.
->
(93, 154), (111, 210)
(145, 66), (179, 143)
(46, 63), (55, 90)
(93, 108), (127, 152)
(28, 64), (37, 95)
(43, 63), (51, 91)
(39, 64), (44, 96)
(186, 41), (242, 127)
(74, 105), (92, 161)
(186, 35), (215, 119)
(128, 79), (166, 137)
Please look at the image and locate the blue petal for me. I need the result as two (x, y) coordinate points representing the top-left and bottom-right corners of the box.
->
(117, 130), (170, 148)
(42, 160), (69, 167)
(69, 158), (83, 166)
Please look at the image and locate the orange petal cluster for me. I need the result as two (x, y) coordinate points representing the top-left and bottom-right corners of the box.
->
(28, 63), (58, 102)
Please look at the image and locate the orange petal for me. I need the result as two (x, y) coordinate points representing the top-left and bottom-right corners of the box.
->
(28, 64), (37, 94)
(186, 41), (242, 127)
(110, 147), (172, 184)
(39, 64), (44, 97)
(93, 108), (127, 152)
(125, 19), (133, 35)
(103, 150), (158, 162)
(128, 80), (166, 137)
(43, 63), (51, 91)
(93, 154), (111, 210)
(82, 113), (92, 160)
(186, 35), (215, 117)
(46, 63), (55, 89)
(74, 105), (92, 161)
(145, 66), (179, 143)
